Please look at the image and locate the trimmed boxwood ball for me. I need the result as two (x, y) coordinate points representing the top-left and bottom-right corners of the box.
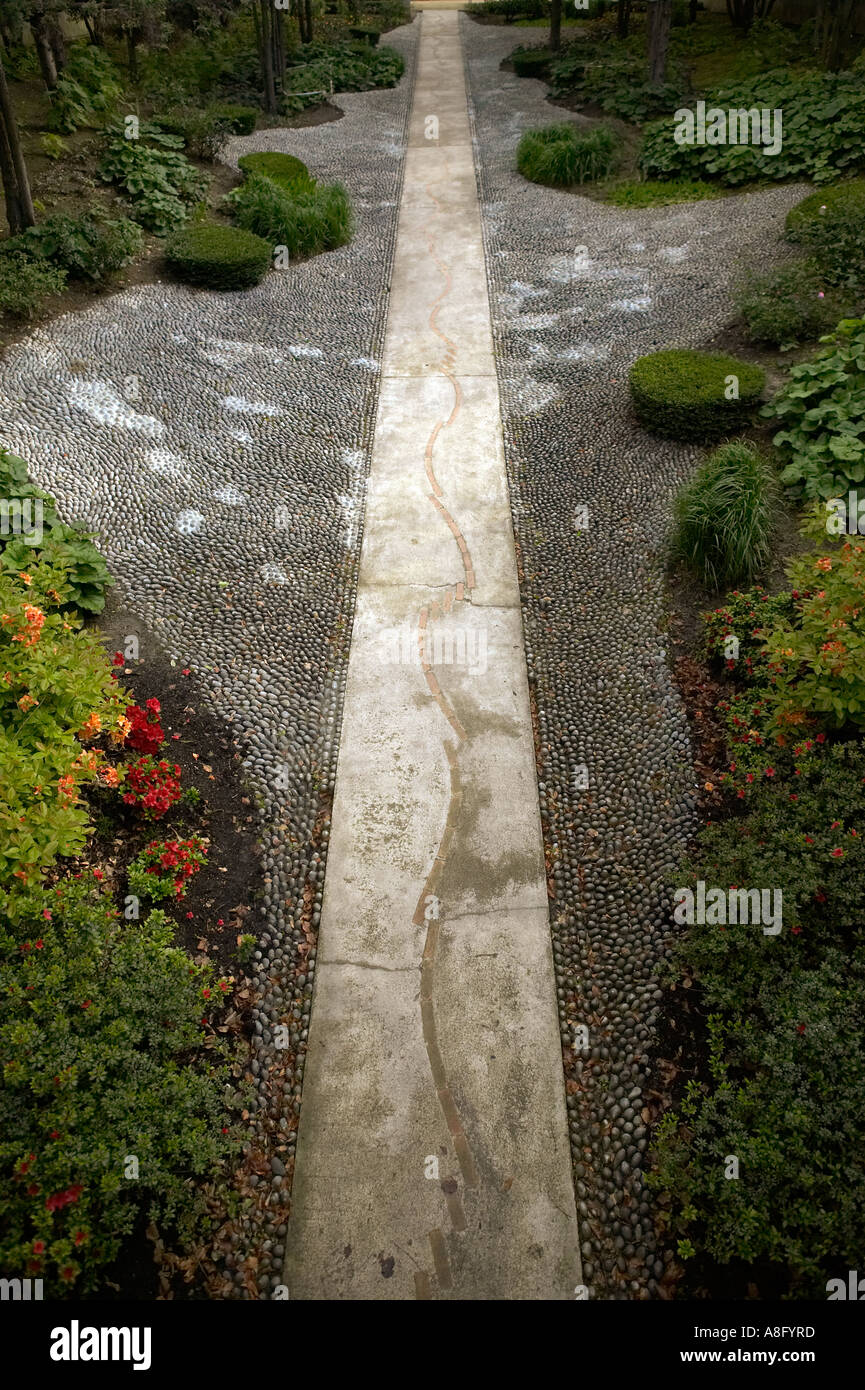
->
(238, 151), (314, 195)
(165, 221), (272, 291)
(517, 122), (618, 188)
(785, 180), (865, 291)
(628, 349), (766, 441)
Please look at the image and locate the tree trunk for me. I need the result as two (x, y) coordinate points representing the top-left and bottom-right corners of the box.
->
(688, 0), (698, 20)
(617, 0), (632, 39)
(274, 10), (285, 93)
(549, 0), (561, 53)
(31, 14), (59, 91)
(0, 112), (24, 234)
(817, 0), (856, 70)
(303, 0), (313, 46)
(647, 0), (673, 85)
(49, 17), (66, 73)
(0, 54), (36, 232)
(259, 0), (277, 113)
(126, 30), (138, 83)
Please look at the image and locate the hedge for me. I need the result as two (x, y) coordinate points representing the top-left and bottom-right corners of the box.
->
(165, 221), (272, 290)
(629, 349), (765, 441)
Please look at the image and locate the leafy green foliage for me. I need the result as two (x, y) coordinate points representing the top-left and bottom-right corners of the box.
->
(282, 41), (405, 112)
(735, 258), (854, 350)
(763, 318), (865, 499)
(0, 250), (67, 320)
(47, 45), (123, 134)
(0, 527), (113, 616)
(0, 565), (128, 921)
(671, 442), (780, 590)
(128, 836), (209, 903)
(39, 134), (69, 162)
(641, 70), (865, 187)
(157, 103), (258, 160)
(0, 880), (236, 1292)
(98, 124), (210, 235)
(166, 220), (271, 290)
(14, 213), (143, 284)
(549, 48), (687, 125)
(516, 122), (619, 188)
(629, 349), (765, 441)
(785, 181), (865, 292)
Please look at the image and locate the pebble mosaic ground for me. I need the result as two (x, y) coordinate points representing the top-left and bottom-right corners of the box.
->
(0, 20), (417, 1296)
(462, 15), (809, 1298)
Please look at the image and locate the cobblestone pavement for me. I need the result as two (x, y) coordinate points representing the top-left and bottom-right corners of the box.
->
(462, 14), (808, 1297)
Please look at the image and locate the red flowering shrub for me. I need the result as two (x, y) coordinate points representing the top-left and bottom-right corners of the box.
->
(125, 699), (165, 755)
(121, 756), (182, 821)
(128, 836), (208, 902)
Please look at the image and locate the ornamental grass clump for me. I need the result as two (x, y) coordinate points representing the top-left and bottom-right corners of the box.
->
(516, 122), (619, 188)
(670, 441), (780, 591)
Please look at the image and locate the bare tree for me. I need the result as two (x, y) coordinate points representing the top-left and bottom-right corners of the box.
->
(815, 0), (857, 70)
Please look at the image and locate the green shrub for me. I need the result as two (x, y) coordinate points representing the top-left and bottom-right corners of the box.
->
(511, 46), (552, 79)
(237, 151), (314, 195)
(762, 521), (865, 733)
(228, 173), (352, 260)
(670, 441), (779, 590)
(47, 44), (123, 134)
(0, 249), (67, 319)
(0, 526), (113, 615)
(0, 449), (61, 532)
(165, 220), (272, 290)
(516, 122), (618, 187)
(128, 836), (209, 903)
(348, 25), (380, 46)
(629, 349), (765, 441)
(39, 133), (69, 161)
(763, 317), (865, 499)
(549, 49), (687, 125)
(640, 70), (865, 187)
(282, 40), (405, 111)
(650, 950), (865, 1294)
(785, 181), (865, 292)
(735, 258), (853, 349)
(0, 565), (128, 919)
(16, 213), (142, 283)
(157, 103), (258, 160)
(606, 178), (722, 207)
(98, 124), (210, 235)
(0, 879), (236, 1293)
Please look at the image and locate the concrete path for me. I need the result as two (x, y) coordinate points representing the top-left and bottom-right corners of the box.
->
(283, 11), (580, 1300)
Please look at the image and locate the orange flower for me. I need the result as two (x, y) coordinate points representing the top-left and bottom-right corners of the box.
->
(816, 557), (832, 572)
(17, 693), (38, 713)
(111, 716), (132, 745)
(19, 572), (32, 586)
(99, 766), (121, 789)
(57, 775), (77, 804)
(78, 712), (102, 742)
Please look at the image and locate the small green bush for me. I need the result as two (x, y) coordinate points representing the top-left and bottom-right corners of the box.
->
(511, 46), (552, 79)
(549, 49), (687, 125)
(16, 213), (142, 283)
(282, 40), (404, 111)
(517, 122), (618, 188)
(0, 249), (67, 319)
(209, 103), (258, 136)
(237, 151), (314, 195)
(785, 181), (865, 292)
(228, 173), (352, 261)
(157, 104), (258, 160)
(629, 349), (765, 441)
(735, 259), (853, 349)
(670, 441), (779, 590)
(763, 317), (865, 499)
(165, 220), (272, 290)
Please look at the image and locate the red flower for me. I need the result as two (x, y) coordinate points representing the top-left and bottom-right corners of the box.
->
(32, 1240), (45, 1255)
(830, 848), (844, 858)
(112, 652), (125, 667)
(81, 1000), (92, 1009)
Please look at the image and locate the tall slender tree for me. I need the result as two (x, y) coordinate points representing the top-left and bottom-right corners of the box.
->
(549, 0), (562, 53)
(617, 0), (632, 39)
(815, 0), (857, 70)
(0, 45), (36, 233)
(646, 0), (672, 85)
